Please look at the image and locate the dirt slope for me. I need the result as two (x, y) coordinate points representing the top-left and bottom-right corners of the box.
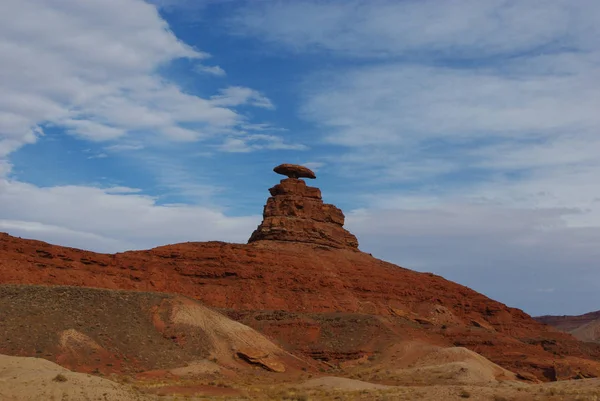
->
(2, 232), (600, 381)
(537, 311), (600, 343)
(570, 320), (600, 343)
(0, 285), (300, 376)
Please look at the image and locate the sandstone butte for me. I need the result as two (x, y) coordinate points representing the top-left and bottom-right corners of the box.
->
(2, 164), (600, 382)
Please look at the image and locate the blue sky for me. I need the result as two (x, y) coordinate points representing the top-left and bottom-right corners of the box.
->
(1, 0), (600, 316)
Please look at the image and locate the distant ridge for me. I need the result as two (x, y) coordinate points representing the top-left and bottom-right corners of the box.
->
(536, 310), (600, 343)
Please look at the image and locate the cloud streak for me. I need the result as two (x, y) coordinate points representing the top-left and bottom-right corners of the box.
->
(0, 178), (259, 252)
(231, 0), (598, 57)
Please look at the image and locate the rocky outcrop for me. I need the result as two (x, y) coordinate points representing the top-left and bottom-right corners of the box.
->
(248, 170), (359, 248)
(236, 348), (286, 372)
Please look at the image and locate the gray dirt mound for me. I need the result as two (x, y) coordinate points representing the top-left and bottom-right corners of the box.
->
(571, 319), (600, 343)
(0, 285), (294, 375)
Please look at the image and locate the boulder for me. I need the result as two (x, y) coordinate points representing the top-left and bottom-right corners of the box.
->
(236, 348), (286, 372)
(273, 164), (316, 179)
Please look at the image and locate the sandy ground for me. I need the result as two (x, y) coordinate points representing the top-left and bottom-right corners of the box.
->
(2, 352), (600, 401)
(172, 297), (289, 370)
(281, 377), (600, 401)
(299, 376), (391, 390)
(0, 354), (150, 401)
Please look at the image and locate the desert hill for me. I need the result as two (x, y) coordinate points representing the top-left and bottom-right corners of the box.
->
(536, 311), (600, 343)
(6, 285), (600, 401)
(0, 285), (299, 376)
(3, 232), (600, 381)
(2, 164), (600, 384)
(0, 285), (534, 400)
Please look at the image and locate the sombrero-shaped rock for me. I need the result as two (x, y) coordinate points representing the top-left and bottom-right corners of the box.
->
(273, 164), (316, 179)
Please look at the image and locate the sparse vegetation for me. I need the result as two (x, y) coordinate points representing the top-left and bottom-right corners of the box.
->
(52, 373), (67, 382)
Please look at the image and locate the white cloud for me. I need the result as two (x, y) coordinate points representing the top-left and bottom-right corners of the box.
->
(211, 86), (275, 109)
(239, 123), (286, 132)
(64, 119), (126, 141)
(231, 0), (598, 58)
(105, 143), (144, 152)
(147, 0), (229, 11)
(219, 134), (307, 153)
(86, 153), (108, 160)
(0, 179), (259, 253)
(104, 186), (142, 194)
(284, 2), (600, 230)
(302, 60), (600, 147)
(0, 0), (280, 166)
(195, 64), (227, 77)
(219, 138), (251, 153)
(0, 160), (12, 177)
(0, 219), (133, 252)
(302, 161), (325, 172)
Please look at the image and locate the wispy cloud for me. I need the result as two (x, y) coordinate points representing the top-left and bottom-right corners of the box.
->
(219, 134), (307, 153)
(105, 143), (145, 152)
(86, 153), (108, 160)
(194, 64), (226, 77)
(231, 0), (597, 58)
(302, 161), (325, 172)
(211, 86), (275, 109)
(0, 179), (259, 252)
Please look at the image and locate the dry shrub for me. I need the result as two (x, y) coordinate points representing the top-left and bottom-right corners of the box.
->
(53, 373), (68, 382)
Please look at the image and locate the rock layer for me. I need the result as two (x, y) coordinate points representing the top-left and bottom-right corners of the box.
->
(3, 232), (600, 381)
(248, 177), (359, 249)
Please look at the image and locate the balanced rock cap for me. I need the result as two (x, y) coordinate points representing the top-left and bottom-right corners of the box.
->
(273, 163), (316, 179)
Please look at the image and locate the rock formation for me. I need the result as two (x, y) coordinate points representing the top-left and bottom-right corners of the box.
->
(248, 164), (358, 249)
(273, 163), (316, 179)
(3, 233), (600, 380)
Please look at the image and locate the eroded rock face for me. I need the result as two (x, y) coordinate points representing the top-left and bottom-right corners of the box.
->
(248, 177), (359, 249)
